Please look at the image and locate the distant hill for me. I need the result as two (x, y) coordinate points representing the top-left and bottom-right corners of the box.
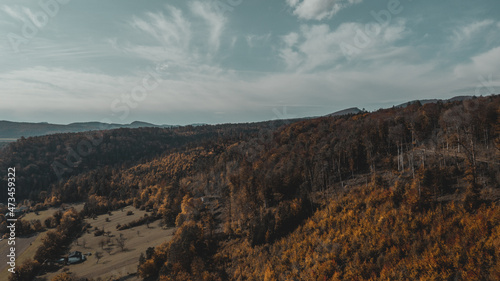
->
(0, 120), (174, 139)
(0, 95), (483, 140)
(326, 107), (362, 117)
(395, 95), (474, 108)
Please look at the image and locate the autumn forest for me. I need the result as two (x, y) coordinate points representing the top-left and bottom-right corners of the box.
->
(1, 96), (499, 280)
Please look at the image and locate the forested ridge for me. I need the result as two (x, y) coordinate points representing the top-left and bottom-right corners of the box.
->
(0, 121), (288, 202)
(1, 96), (499, 280)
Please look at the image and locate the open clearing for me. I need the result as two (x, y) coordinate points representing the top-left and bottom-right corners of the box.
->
(22, 203), (85, 222)
(0, 204), (84, 281)
(42, 205), (175, 280)
(0, 234), (40, 281)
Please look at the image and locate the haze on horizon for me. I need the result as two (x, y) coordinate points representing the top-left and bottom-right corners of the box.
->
(0, 0), (499, 125)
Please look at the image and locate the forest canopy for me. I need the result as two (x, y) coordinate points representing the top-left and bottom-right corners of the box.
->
(1, 95), (499, 280)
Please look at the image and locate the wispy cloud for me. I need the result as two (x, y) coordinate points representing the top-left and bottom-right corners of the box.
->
(1, 0), (499, 125)
(454, 46), (500, 78)
(450, 19), (495, 46)
(127, 5), (191, 63)
(230, 36), (238, 49)
(122, 2), (231, 71)
(189, 1), (227, 53)
(279, 19), (409, 72)
(0, 5), (48, 28)
(245, 33), (271, 48)
(286, 0), (363, 21)
(0, 67), (131, 96)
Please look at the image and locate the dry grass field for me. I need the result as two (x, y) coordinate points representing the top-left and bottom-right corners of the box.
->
(22, 203), (85, 222)
(0, 234), (40, 281)
(0, 205), (85, 281)
(42, 205), (175, 280)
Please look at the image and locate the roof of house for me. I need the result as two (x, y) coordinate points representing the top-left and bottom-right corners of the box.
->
(68, 251), (82, 258)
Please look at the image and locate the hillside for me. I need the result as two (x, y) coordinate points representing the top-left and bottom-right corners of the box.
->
(0, 121), (287, 202)
(1, 95), (499, 280)
(326, 107), (362, 117)
(395, 95), (474, 108)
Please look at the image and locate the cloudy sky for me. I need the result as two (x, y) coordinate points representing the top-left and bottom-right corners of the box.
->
(0, 0), (499, 125)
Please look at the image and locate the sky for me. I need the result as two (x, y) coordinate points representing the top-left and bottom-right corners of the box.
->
(0, 0), (499, 125)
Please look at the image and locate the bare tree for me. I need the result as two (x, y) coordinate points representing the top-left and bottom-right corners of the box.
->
(99, 238), (106, 249)
(105, 246), (112, 255)
(95, 251), (103, 264)
(116, 235), (127, 251)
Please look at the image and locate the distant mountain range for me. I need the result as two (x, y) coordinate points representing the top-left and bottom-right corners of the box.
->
(0, 95), (477, 140)
(0, 121), (176, 139)
(395, 95), (474, 108)
(323, 95), (475, 117)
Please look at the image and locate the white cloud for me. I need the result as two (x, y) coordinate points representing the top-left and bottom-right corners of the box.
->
(189, 1), (227, 52)
(124, 5), (194, 68)
(0, 5), (48, 28)
(0, 67), (134, 117)
(280, 32), (302, 69)
(452, 46), (500, 96)
(130, 6), (191, 51)
(450, 45), (500, 97)
(1, 56), (490, 125)
(286, 0), (363, 21)
(0, 67), (129, 94)
(282, 32), (299, 47)
(2, 1), (497, 125)
(454, 46), (500, 78)
(279, 48), (303, 70)
(383, 20), (406, 42)
(124, 2), (231, 68)
(279, 19), (409, 72)
(450, 19), (495, 45)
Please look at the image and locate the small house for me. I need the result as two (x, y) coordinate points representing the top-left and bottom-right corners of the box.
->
(67, 251), (86, 264)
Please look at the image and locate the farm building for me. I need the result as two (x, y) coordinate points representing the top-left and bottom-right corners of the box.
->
(58, 251), (87, 265)
(68, 251), (86, 264)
